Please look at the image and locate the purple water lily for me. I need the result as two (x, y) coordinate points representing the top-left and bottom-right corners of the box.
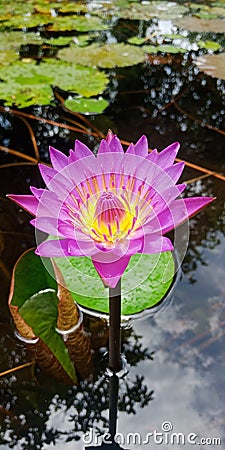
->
(8, 132), (214, 288)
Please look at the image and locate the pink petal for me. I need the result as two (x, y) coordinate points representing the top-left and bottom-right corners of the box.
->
(134, 135), (149, 157)
(69, 140), (94, 162)
(146, 148), (159, 163)
(7, 194), (38, 216)
(97, 139), (110, 154)
(35, 239), (72, 257)
(92, 253), (131, 288)
(30, 188), (68, 220)
(126, 143), (135, 154)
(38, 164), (58, 186)
(157, 196), (215, 234)
(58, 222), (92, 242)
(105, 130), (114, 143)
(141, 234), (174, 254)
(157, 142), (180, 168)
(36, 238), (97, 257)
(30, 217), (63, 236)
(164, 161), (185, 183)
(113, 238), (143, 257)
(108, 135), (124, 153)
(49, 146), (68, 171)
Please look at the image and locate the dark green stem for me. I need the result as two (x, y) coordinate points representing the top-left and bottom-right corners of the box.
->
(109, 279), (121, 373)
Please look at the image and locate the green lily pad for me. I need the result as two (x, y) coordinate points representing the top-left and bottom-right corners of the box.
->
(65, 96), (109, 114)
(58, 3), (88, 13)
(127, 36), (147, 45)
(0, 31), (43, 50)
(10, 250), (77, 383)
(197, 40), (221, 50)
(47, 15), (109, 32)
(175, 16), (225, 33)
(58, 43), (146, 68)
(0, 2), (34, 16)
(143, 44), (186, 55)
(44, 36), (73, 47)
(194, 52), (225, 80)
(156, 44), (187, 54)
(161, 33), (186, 40)
(54, 252), (175, 316)
(0, 60), (109, 107)
(0, 49), (18, 66)
(2, 14), (51, 29)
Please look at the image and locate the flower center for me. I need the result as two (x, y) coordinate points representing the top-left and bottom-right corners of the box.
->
(91, 191), (134, 244)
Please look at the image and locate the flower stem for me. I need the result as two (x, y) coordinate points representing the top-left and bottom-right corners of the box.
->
(109, 279), (121, 373)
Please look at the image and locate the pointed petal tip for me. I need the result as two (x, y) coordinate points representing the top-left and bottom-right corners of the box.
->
(105, 129), (114, 144)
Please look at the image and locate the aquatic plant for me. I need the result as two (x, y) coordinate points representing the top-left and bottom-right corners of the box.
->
(8, 131), (214, 288)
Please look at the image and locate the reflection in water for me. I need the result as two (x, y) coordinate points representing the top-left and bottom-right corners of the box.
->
(84, 374), (129, 449)
(0, 328), (154, 449)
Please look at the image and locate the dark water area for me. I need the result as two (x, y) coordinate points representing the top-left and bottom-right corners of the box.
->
(1, 1), (225, 449)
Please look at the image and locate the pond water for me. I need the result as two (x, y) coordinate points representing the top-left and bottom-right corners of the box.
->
(0, 0), (225, 449)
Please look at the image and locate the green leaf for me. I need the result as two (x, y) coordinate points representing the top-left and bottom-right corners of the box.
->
(197, 40), (221, 50)
(47, 15), (109, 32)
(10, 249), (57, 309)
(0, 49), (18, 66)
(44, 36), (74, 47)
(58, 43), (146, 68)
(0, 60), (109, 107)
(2, 14), (51, 29)
(65, 96), (109, 114)
(19, 289), (77, 383)
(127, 36), (147, 45)
(0, 31), (44, 51)
(156, 44), (187, 54)
(58, 3), (88, 13)
(10, 249), (77, 383)
(54, 252), (175, 316)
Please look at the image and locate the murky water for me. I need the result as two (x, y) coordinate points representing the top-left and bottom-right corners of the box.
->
(1, 1), (225, 449)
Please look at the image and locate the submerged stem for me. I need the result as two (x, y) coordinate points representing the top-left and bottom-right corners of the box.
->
(109, 279), (122, 373)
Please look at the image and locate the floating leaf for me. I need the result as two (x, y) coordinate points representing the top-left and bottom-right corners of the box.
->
(58, 3), (88, 13)
(58, 43), (146, 68)
(45, 35), (91, 49)
(54, 252), (175, 316)
(2, 14), (51, 29)
(118, 2), (188, 21)
(44, 36), (73, 46)
(0, 2), (34, 16)
(161, 33), (186, 40)
(47, 15), (109, 32)
(156, 44), (186, 54)
(0, 49), (18, 66)
(142, 45), (158, 54)
(127, 36), (147, 45)
(175, 16), (225, 33)
(143, 44), (186, 54)
(197, 40), (221, 50)
(194, 52), (225, 80)
(0, 31), (43, 50)
(0, 60), (109, 107)
(65, 96), (109, 114)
